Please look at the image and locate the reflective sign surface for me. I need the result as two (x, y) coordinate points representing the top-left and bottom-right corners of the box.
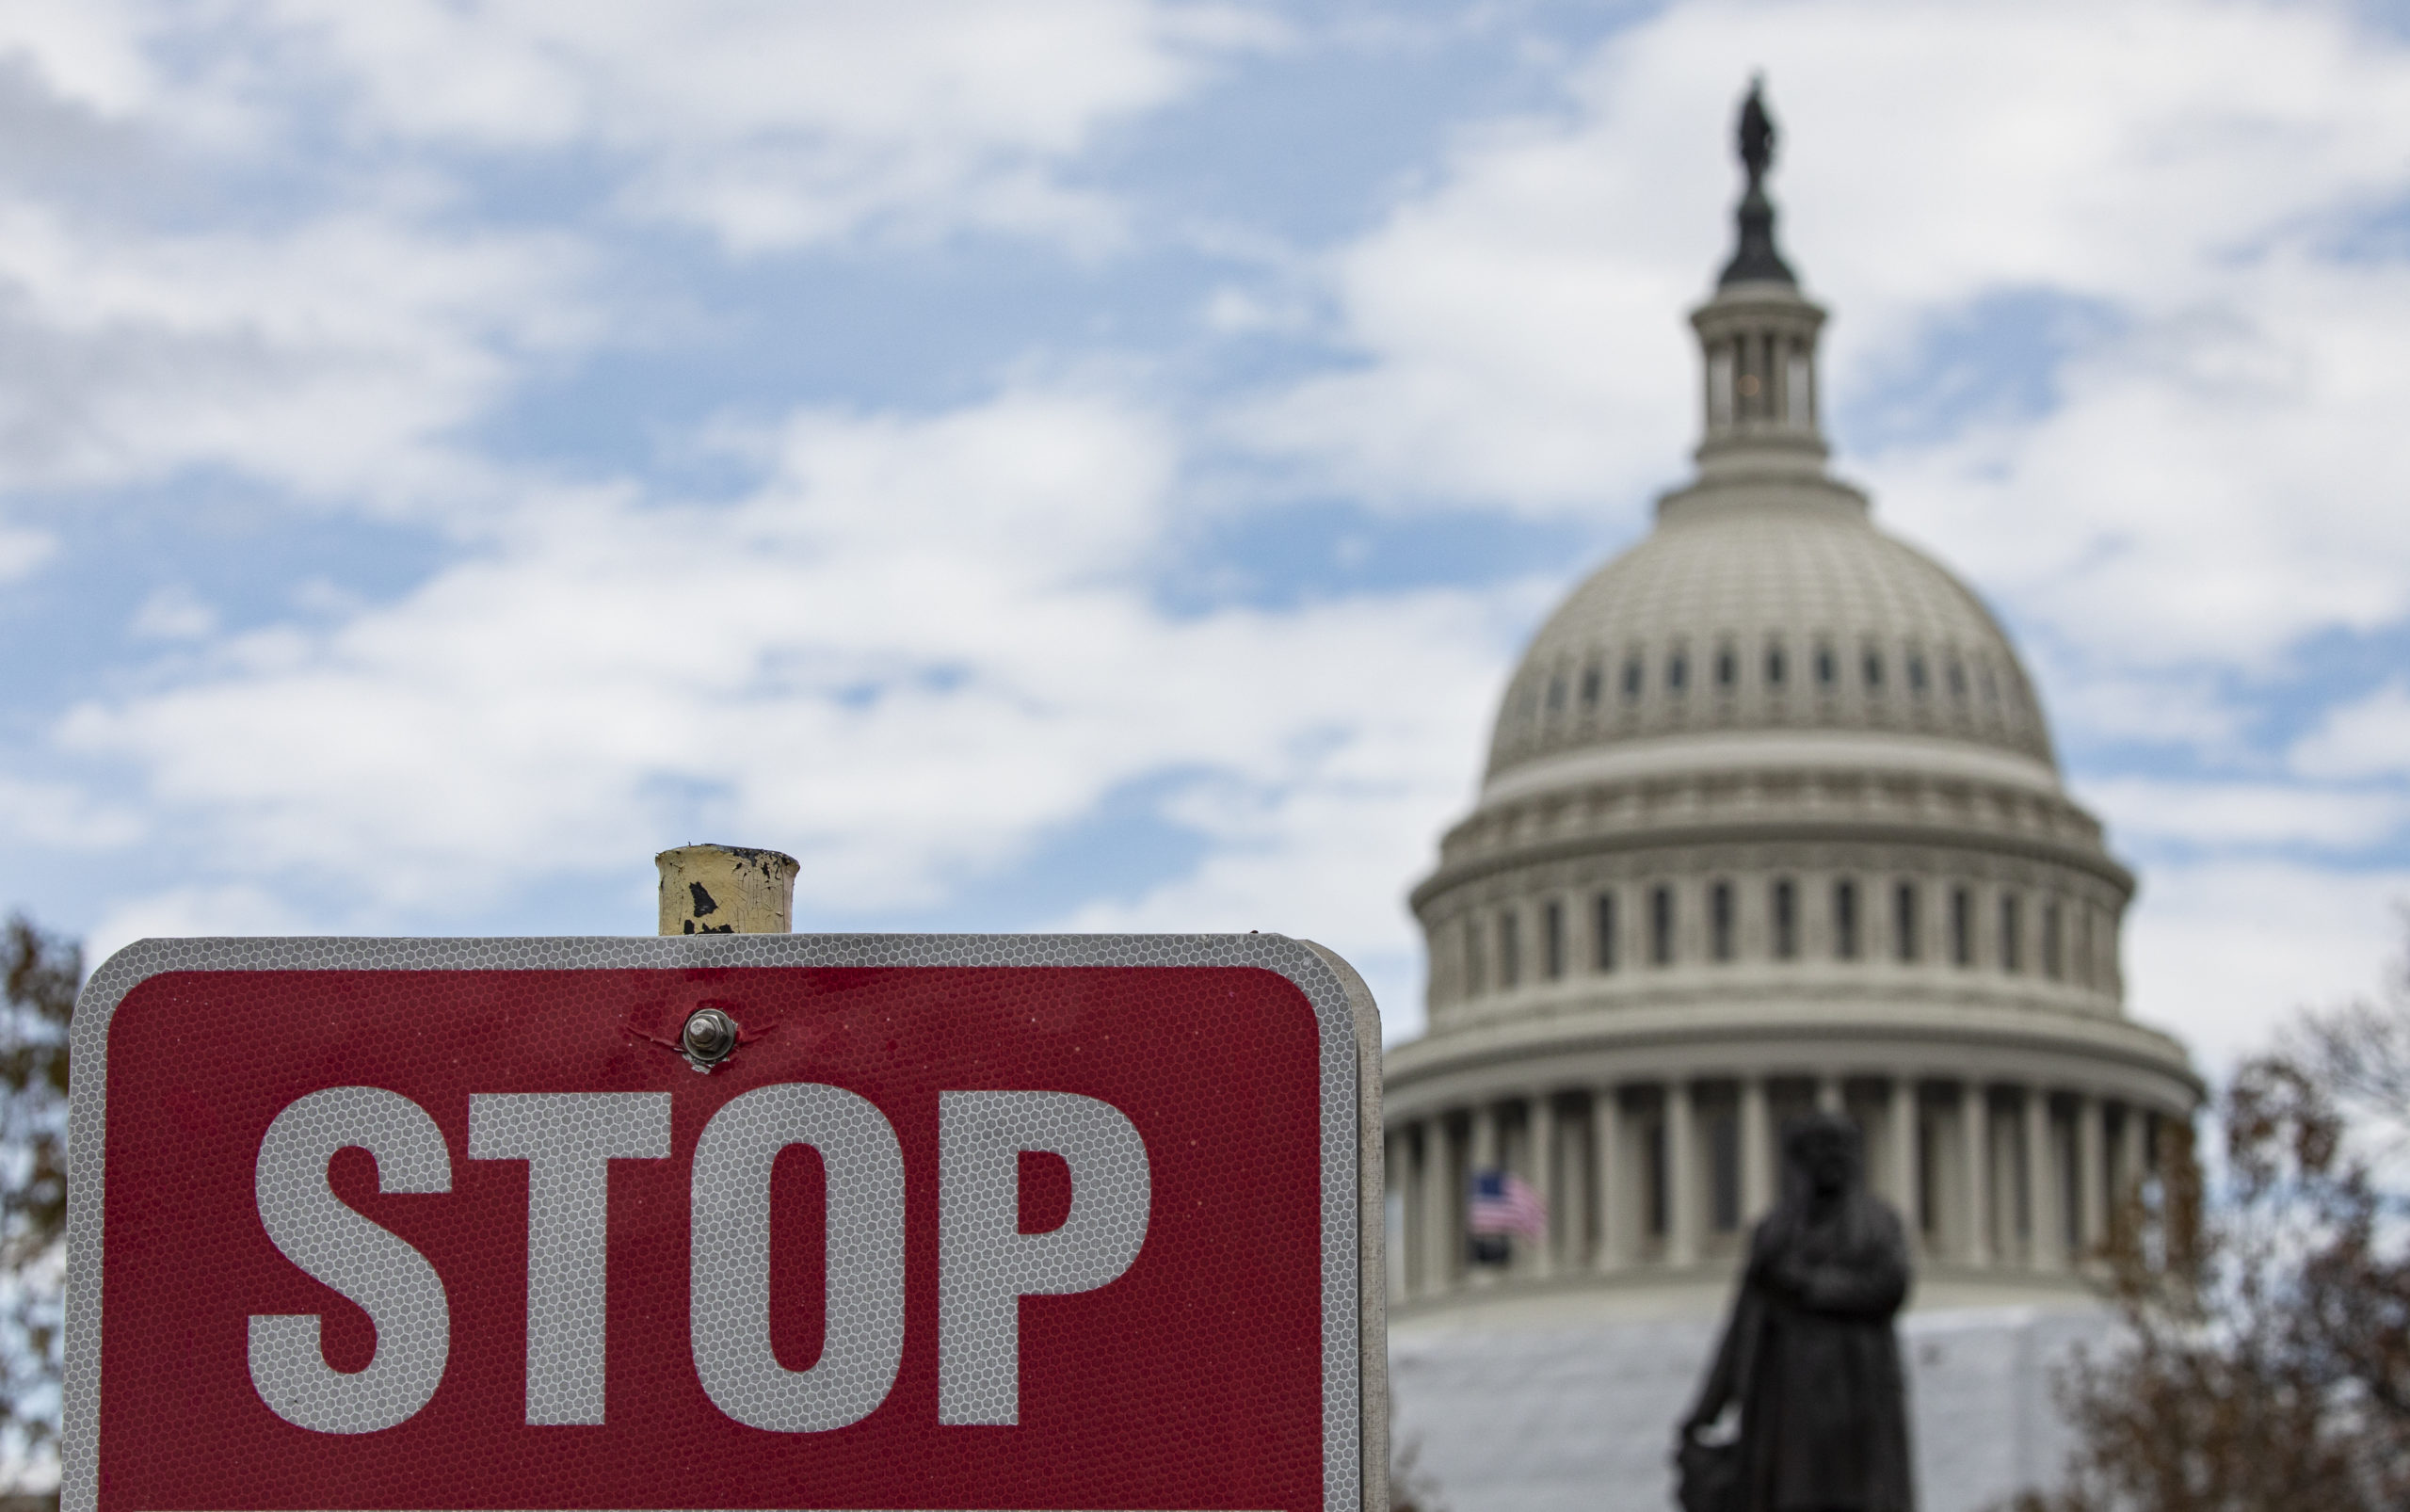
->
(67, 936), (1376, 1512)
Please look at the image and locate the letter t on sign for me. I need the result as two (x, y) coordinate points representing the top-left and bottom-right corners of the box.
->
(468, 1093), (672, 1425)
(937, 1091), (1151, 1425)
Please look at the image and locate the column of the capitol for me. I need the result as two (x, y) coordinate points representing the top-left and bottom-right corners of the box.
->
(1594, 1088), (1624, 1272)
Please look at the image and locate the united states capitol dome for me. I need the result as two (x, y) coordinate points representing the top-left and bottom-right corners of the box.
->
(1487, 477), (2055, 783)
(1385, 77), (2197, 1368)
(1383, 82), (2202, 1512)
(1484, 123), (2055, 790)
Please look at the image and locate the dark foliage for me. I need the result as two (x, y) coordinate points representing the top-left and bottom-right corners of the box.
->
(2010, 922), (2410, 1511)
(0, 916), (75, 1494)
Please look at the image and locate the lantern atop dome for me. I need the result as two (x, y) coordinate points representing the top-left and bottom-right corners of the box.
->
(1479, 82), (2063, 789)
(1694, 78), (1827, 477)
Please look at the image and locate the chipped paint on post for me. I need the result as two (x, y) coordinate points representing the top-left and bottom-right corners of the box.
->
(655, 844), (798, 935)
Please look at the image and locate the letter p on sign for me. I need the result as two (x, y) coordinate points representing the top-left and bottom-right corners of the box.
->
(938, 1090), (1151, 1425)
(68, 934), (1384, 1512)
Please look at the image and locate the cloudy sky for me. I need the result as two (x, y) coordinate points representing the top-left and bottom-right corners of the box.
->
(2, 0), (2405, 1070)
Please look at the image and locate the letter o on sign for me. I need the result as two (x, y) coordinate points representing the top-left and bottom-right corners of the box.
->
(688, 1082), (908, 1431)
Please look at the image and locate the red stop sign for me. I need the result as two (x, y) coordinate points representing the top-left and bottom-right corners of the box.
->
(66, 936), (1382, 1512)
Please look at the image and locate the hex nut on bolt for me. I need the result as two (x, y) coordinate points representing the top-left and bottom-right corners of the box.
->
(681, 1008), (738, 1073)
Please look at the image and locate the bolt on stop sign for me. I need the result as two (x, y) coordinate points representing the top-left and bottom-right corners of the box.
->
(65, 935), (1385, 1512)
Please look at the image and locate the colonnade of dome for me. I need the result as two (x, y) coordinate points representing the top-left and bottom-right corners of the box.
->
(1385, 1069), (2181, 1301)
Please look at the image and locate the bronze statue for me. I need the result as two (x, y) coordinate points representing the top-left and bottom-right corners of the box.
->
(1718, 76), (1795, 288)
(1738, 76), (1775, 189)
(1676, 1112), (1916, 1512)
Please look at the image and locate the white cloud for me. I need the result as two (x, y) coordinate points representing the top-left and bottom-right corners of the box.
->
(1216, 0), (2410, 1052)
(127, 585), (217, 640)
(0, 0), (1268, 510)
(2014, 648), (2241, 752)
(248, 0), (1276, 254)
(0, 1), (160, 120)
(0, 17), (588, 508)
(2125, 859), (2410, 1076)
(56, 388), (1513, 1018)
(0, 776), (142, 850)
(2084, 776), (2410, 853)
(85, 883), (305, 976)
(1065, 764), (1479, 1040)
(1236, 0), (2410, 678)
(9, 0), (2405, 1072)
(0, 199), (587, 503)
(1230, 100), (1699, 517)
(0, 522), (53, 581)
(2291, 680), (2410, 781)
(1875, 249), (2410, 671)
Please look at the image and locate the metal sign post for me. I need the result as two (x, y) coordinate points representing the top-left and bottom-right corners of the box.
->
(65, 933), (1384, 1512)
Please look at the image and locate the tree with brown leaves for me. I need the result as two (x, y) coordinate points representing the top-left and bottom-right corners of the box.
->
(2013, 922), (2410, 1512)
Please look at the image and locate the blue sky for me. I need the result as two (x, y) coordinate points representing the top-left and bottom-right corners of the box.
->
(2, 0), (2406, 1070)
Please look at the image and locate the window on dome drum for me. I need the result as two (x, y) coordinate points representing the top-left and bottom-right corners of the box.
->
(1650, 886), (1676, 966)
(1908, 655), (1928, 694)
(1464, 915), (1486, 997)
(1716, 649), (1737, 689)
(1772, 878), (1798, 959)
(1595, 892), (1619, 972)
(2000, 893), (2022, 973)
(1623, 658), (1644, 700)
(1951, 888), (1973, 967)
(1863, 650), (1884, 690)
(1498, 910), (1522, 989)
(1894, 881), (1919, 962)
(1949, 661), (1968, 698)
(1816, 646), (1837, 686)
(1646, 1118), (1669, 1238)
(1547, 676), (1566, 712)
(1581, 664), (1601, 708)
(1983, 666), (2000, 703)
(1711, 881), (1735, 962)
(1833, 879), (1860, 960)
(1711, 1109), (1741, 1231)
(1543, 898), (1566, 980)
(2042, 900), (2064, 980)
(1766, 643), (1787, 686)
(1667, 652), (1688, 693)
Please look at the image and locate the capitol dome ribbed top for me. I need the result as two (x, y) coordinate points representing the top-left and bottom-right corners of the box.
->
(1485, 484), (2055, 782)
(1487, 80), (2054, 787)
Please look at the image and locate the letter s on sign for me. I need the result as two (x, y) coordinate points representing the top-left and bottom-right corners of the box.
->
(248, 1086), (453, 1434)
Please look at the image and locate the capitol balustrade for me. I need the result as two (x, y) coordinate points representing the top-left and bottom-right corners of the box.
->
(1385, 1073), (2168, 1300)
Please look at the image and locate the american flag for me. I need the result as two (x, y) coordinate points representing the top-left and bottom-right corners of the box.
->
(1468, 1168), (1548, 1241)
